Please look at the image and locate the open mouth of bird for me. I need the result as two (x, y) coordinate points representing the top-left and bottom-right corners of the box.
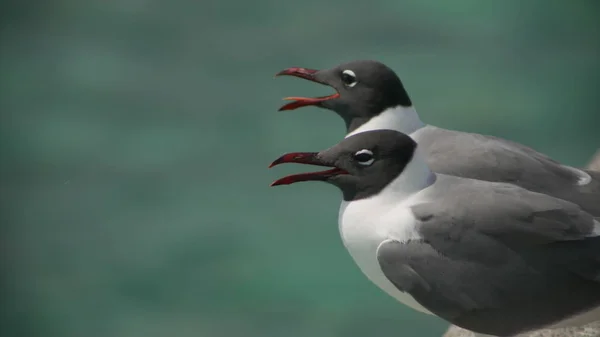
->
(268, 151), (348, 186)
(275, 67), (339, 111)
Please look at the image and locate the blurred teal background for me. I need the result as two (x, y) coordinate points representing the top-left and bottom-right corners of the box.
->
(1, 1), (599, 337)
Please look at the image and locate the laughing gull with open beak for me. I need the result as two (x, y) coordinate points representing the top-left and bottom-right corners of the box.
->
(275, 60), (600, 216)
(269, 129), (600, 337)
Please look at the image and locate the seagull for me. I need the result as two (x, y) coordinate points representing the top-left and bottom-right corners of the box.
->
(269, 129), (600, 337)
(275, 60), (600, 216)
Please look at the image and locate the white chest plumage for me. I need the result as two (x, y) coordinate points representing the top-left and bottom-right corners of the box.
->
(341, 109), (437, 314)
(337, 191), (434, 315)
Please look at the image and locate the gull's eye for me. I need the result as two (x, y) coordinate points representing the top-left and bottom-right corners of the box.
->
(353, 149), (374, 166)
(341, 70), (357, 87)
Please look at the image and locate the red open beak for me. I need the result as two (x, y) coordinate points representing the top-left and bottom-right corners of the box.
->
(275, 67), (340, 111)
(268, 152), (348, 186)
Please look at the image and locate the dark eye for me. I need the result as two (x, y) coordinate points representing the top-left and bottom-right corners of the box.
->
(353, 149), (374, 166)
(341, 69), (357, 87)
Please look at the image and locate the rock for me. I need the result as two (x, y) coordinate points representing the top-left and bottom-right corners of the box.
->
(442, 322), (600, 337)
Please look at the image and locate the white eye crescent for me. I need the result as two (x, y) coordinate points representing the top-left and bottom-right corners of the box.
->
(341, 69), (357, 87)
(354, 149), (374, 166)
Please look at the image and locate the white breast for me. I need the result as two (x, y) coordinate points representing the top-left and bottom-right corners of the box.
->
(338, 193), (434, 315)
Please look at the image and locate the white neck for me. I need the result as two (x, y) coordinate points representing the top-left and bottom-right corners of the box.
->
(378, 148), (435, 202)
(346, 105), (425, 138)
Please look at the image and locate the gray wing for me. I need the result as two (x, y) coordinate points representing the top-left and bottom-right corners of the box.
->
(416, 126), (600, 216)
(376, 184), (600, 336)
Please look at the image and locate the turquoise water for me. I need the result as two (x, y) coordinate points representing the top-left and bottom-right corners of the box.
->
(2, 1), (599, 336)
